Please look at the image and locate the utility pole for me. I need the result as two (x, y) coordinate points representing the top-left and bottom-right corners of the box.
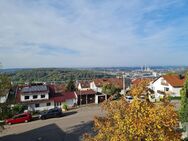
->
(123, 74), (126, 95)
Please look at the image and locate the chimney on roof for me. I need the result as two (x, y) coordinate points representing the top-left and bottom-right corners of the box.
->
(179, 74), (184, 80)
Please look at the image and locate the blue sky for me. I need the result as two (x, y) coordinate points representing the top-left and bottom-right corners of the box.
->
(0, 0), (188, 68)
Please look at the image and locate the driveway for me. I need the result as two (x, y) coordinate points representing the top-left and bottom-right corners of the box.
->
(0, 105), (103, 141)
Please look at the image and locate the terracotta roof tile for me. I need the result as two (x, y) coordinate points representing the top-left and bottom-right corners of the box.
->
(163, 75), (185, 87)
(132, 78), (154, 85)
(50, 92), (76, 102)
(76, 89), (96, 95)
(93, 78), (123, 88)
(79, 81), (91, 88)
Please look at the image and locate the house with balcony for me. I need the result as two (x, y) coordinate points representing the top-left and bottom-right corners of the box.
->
(16, 83), (77, 111)
(150, 74), (185, 99)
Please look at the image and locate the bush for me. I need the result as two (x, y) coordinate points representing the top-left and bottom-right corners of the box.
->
(168, 96), (181, 100)
(0, 104), (12, 120)
(12, 104), (25, 115)
(62, 103), (68, 111)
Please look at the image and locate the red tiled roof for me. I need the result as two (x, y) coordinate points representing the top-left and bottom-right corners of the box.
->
(62, 92), (76, 100)
(50, 92), (76, 102)
(54, 84), (66, 93)
(93, 78), (123, 88)
(163, 75), (185, 87)
(76, 89), (96, 95)
(79, 81), (90, 88)
(132, 78), (154, 85)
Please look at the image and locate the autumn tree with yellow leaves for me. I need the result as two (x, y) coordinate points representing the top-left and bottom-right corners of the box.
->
(84, 80), (181, 141)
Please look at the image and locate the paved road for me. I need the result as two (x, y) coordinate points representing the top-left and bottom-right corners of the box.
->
(0, 105), (103, 141)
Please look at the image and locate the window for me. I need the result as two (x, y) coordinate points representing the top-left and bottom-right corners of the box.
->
(13, 115), (19, 119)
(152, 87), (155, 91)
(19, 114), (27, 118)
(55, 102), (58, 107)
(35, 103), (40, 107)
(41, 95), (45, 98)
(46, 102), (51, 106)
(55, 102), (61, 107)
(13, 114), (27, 119)
(33, 95), (38, 99)
(164, 87), (169, 91)
(48, 109), (54, 114)
(24, 96), (29, 100)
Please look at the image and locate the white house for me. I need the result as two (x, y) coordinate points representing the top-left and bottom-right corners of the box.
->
(150, 74), (185, 99)
(16, 84), (77, 111)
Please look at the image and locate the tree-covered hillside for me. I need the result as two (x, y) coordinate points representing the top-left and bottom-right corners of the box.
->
(3, 68), (114, 84)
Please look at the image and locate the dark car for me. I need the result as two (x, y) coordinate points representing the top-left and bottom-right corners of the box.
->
(39, 107), (63, 120)
(5, 112), (32, 125)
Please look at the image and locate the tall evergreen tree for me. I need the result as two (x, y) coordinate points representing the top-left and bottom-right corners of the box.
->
(65, 78), (76, 92)
(179, 73), (188, 123)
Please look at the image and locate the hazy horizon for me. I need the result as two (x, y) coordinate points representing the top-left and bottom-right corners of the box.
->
(1, 65), (187, 70)
(0, 0), (188, 68)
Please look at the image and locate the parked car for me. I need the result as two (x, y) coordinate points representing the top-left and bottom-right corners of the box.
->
(140, 95), (146, 101)
(5, 112), (32, 125)
(39, 107), (63, 120)
(125, 96), (133, 102)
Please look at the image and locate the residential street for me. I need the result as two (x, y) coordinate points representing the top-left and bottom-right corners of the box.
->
(0, 105), (103, 141)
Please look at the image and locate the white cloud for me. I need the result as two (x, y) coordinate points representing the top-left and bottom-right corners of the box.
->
(0, 0), (188, 68)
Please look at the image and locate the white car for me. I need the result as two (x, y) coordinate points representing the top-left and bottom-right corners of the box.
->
(125, 96), (133, 102)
